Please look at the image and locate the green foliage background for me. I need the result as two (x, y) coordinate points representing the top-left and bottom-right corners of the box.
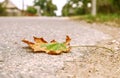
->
(62, 0), (120, 16)
(62, 0), (91, 16)
(26, 6), (37, 15)
(0, 3), (6, 16)
(34, 0), (57, 16)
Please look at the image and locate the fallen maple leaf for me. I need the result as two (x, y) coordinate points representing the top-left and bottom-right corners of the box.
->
(22, 35), (71, 55)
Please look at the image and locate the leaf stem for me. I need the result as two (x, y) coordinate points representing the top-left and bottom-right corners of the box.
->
(71, 45), (114, 53)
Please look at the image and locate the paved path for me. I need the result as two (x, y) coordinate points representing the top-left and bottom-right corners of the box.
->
(0, 17), (110, 78)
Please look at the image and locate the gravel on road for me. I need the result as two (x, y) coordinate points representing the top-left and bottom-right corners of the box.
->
(0, 17), (111, 78)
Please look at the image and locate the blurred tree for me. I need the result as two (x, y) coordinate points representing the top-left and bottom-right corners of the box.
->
(97, 0), (120, 14)
(34, 0), (46, 10)
(0, 3), (6, 16)
(43, 0), (57, 16)
(62, 2), (71, 16)
(97, 0), (112, 14)
(111, 0), (120, 13)
(26, 6), (37, 16)
(34, 0), (57, 16)
(82, 0), (91, 14)
(62, 0), (91, 16)
(62, 0), (120, 16)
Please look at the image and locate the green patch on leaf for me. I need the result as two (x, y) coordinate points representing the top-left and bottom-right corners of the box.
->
(40, 43), (67, 51)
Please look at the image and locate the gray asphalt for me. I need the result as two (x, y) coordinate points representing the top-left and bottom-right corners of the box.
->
(0, 17), (110, 78)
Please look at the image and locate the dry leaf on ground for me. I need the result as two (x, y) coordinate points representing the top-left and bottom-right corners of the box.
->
(22, 35), (71, 55)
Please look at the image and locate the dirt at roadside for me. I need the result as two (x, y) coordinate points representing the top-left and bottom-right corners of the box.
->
(57, 47), (120, 78)
(56, 22), (120, 78)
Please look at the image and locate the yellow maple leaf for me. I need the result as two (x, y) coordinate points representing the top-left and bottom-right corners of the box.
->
(22, 35), (71, 55)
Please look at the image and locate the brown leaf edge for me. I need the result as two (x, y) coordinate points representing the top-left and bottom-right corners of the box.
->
(22, 35), (71, 55)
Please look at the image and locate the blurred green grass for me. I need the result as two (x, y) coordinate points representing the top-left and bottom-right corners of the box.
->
(71, 14), (120, 27)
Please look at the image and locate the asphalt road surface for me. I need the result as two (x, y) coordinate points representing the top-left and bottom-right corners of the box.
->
(0, 17), (111, 78)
